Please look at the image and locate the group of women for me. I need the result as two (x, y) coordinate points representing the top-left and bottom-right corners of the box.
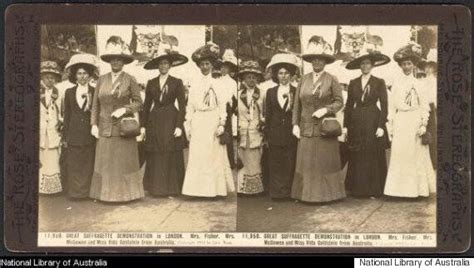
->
(39, 34), (436, 204)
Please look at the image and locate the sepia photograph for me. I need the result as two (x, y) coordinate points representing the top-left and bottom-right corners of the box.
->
(37, 23), (438, 246)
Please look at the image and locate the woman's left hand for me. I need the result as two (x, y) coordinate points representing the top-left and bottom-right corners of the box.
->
(111, 108), (126, 118)
(418, 126), (427, 136)
(216, 125), (225, 136)
(375, 128), (384, 138)
(174, 128), (183, 137)
(312, 108), (328, 118)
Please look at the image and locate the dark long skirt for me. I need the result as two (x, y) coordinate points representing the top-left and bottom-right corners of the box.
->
(66, 144), (95, 198)
(143, 151), (185, 196)
(268, 144), (296, 199)
(345, 150), (387, 197)
(345, 105), (389, 197)
(90, 136), (144, 202)
(291, 136), (346, 202)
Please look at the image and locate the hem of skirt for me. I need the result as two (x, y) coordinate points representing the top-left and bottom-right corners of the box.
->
(383, 192), (430, 198)
(291, 195), (346, 203)
(148, 191), (182, 197)
(89, 194), (145, 202)
(182, 191), (230, 197)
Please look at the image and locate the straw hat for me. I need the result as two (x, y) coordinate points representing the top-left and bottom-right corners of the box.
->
(238, 60), (263, 80)
(266, 53), (299, 73)
(40, 61), (62, 79)
(65, 53), (99, 71)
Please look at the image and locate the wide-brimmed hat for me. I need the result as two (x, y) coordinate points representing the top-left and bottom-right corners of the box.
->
(100, 36), (134, 64)
(302, 35), (336, 64)
(192, 42), (220, 65)
(40, 61), (62, 78)
(238, 60), (263, 80)
(393, 42), (423, 65)
(345, 42), (391, 70)
(65, 53), (99, 72)
(221, 49), (239, 70)
(266, 53), (300, 74)
(144, 43), (188, 69)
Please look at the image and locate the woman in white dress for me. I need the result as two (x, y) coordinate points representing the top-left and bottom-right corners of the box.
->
(384, 43), (436, 198)
(182, 43), (235, 197)
(39, 61), (63, 195)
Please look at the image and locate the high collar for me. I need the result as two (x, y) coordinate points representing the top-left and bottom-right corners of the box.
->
(278, 83), (290, 92)
(361, 73), (371, 80)
(77, 83), (89, 91)
(112, 70), (123, 76)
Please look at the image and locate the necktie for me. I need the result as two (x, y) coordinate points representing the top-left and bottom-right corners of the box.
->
(362, 84), (370, 102)
(160, 85), (167, 102)
(282, 93), (289, 111)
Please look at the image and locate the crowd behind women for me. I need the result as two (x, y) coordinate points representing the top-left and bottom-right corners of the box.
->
(39, 34), (437, 204)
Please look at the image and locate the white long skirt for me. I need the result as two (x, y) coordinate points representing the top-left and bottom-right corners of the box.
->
(384, 109), (436, 197)
(182, 109), (235, 197)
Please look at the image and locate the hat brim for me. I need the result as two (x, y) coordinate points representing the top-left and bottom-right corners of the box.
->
(268, 62), (298, 74)
(222, 61), (238, 70)
(192, 54), (219, 64)
(345, 53), (391, 70)
(394, 55), (422, 65)
(143, 54), (189, 69)
(40, 70), (62, 78)
(238, 70), (263, 80)
(101, 54), (134, 64)
(302, 54), (336, 64)
(65, 62), (97, 72)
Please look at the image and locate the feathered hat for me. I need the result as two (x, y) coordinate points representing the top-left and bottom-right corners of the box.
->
(143, 42), (188, 69)
(393, 42), (423, 65)
(100, 36), (134, 64)
(191, 42), (220, 65)
(302, 35), (336, 64)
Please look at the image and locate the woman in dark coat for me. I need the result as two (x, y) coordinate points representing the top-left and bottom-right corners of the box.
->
(141, 47), (188, 197)
(264, 53), (299, 200)
(62, 54), (98, 199)
(344, 50), (391, 198)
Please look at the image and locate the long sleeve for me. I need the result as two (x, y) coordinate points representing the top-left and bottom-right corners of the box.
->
(419, 82), (430, 128)
(124, 75), (143, 115)
(217, 84), (228, 126)
(90, 78), (101, 126)
(386, 82), (397, 131)
(176, 79), (186, 129)
(292, 80), (302, 125)
(62, 90), (71, 141)
(378, 79), (389, 128)
(325, 75), (344, 115)
(343, 81), (354, 128)
(141, 80), (153, 128)
(184, 88), (196, 134)
(264, 90), (273, 139)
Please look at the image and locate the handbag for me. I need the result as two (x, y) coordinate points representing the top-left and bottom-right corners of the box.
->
(119, 112), (140, 138)
(320, 117), (342, 137)
(218, 130), (232, 145)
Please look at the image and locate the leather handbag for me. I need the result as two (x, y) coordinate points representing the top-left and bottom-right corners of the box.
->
(119, 112), (141, 138)
(320, 117), (342, 137)
(218, 130), (232, 145)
